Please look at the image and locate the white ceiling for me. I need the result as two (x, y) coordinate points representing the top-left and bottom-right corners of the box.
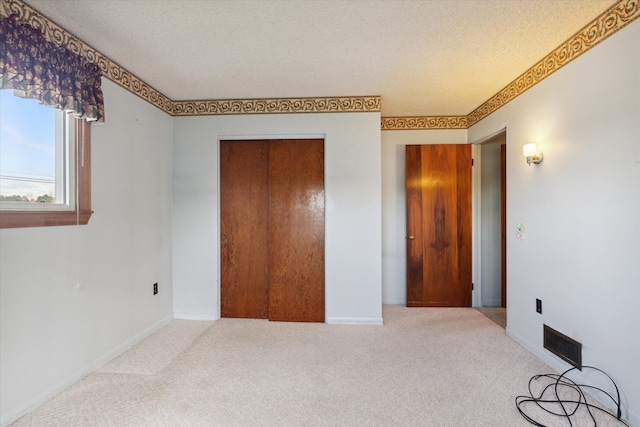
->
(24, 0), (614, 116)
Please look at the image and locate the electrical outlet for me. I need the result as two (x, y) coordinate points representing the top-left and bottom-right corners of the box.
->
(153, 283), (158, 295)
(536, 299), (542, 314)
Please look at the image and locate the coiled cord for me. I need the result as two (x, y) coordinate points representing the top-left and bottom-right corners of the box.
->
(515, 366), (630, 426)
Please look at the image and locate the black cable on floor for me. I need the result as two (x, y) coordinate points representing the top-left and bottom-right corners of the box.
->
(515, 366), (631, 426)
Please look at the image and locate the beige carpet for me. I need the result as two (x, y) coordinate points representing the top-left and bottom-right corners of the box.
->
(96, 320), (214, 375)
(12, 306), (624, 426)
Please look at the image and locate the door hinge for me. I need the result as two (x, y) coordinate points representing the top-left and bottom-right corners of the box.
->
(472, 158), (474, 166)
(472, 283), (474, 290)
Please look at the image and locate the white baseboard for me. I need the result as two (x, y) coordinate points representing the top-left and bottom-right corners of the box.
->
(382, 298), (405, 305)
(506, 327), (638, 427)
(326, 317), (384, 325)
(1, 314), (174, 427)
(173, 312), (219, 321)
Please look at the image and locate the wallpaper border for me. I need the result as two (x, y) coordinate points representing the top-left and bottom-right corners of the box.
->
(466, 0), (640, 127)
(172, 96), (381, 116)
(380, 0), (640, 130)
(2, 0), (638, 124)
(0, 0), (379, 115)
(381, 116), (468, 130)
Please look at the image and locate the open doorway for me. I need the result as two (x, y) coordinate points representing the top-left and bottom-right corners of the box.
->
(475, 130), (506, 327)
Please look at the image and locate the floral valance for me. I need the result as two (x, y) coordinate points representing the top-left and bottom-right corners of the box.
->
(0, 14), (104, 122)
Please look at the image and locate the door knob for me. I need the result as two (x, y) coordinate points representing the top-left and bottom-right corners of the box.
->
(407, 235), (415, 240)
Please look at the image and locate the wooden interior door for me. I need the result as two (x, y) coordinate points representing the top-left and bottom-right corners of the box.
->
(220, 139), (325, 322)
(406, 144), (472, 307)
(220, 140), (269, 318)
(268, 139), (325, 322)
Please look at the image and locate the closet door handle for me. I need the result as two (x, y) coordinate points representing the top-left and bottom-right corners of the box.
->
(407, 235), (415, 240)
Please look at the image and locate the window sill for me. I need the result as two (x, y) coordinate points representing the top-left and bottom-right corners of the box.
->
(0, 210), (93, 228)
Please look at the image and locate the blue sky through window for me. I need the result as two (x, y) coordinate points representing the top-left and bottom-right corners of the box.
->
(0, 90), (56, 201)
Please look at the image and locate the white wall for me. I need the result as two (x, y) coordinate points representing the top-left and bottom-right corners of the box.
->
(480, 135), (505, 307)
(469, 21), (640, 425)
(172, 113), (383, 324)
(380, 129), (467, 304)
(0, 79), (174, 426)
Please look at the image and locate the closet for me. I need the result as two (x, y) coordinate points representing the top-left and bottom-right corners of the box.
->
(220, 139), (325, 322)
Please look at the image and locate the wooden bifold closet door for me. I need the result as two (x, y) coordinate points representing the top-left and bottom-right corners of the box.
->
(220, 139), (325, 322)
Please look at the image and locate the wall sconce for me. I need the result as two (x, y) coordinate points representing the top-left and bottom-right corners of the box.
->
(523, 143), (543, 166)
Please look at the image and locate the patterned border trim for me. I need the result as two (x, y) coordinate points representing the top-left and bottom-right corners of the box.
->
(1, 0), (174, 115)
(467, 0), (640, 127)
(172, 96), (381, 116)
(3, 0), (638, 123)
(0, 0), (378, 115)
(381, 116), (468, 130)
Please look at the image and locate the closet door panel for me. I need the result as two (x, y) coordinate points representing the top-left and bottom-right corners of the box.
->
(220, 140), (270, 319)
(268, 139), (325, 322)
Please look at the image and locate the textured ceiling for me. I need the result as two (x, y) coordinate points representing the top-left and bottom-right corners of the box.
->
(23, 0), (614, 116)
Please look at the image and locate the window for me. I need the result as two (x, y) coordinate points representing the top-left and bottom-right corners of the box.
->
(0, 91), (92, 228)
(1, 92), (67, 206)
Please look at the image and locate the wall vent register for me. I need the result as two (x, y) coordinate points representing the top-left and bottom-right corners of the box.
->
(543, 324), (582, 370)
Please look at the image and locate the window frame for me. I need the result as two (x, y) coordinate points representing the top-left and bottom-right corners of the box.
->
(0, 119), (92, 228)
